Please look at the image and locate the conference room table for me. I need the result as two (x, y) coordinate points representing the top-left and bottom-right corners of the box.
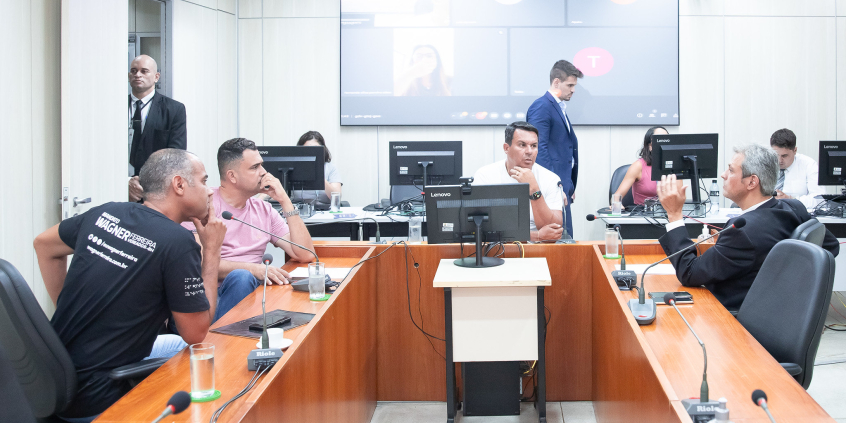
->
(300, 207), (422, 240)
(95, 241), (834, 423)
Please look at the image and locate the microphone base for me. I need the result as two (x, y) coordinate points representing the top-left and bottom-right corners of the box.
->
(681, 398), (720, 422)
(612, 270), (636, 290)
(555, 238), (576, 244)
(247, 348), (283, 371)
(628, 298), (657, 325)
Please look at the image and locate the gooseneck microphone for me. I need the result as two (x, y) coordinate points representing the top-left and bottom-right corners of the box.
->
(665, 293), (721, 421)
(614, 224), (626, 270)
(247, 253), (284, 371)
(221, 211), (319, 263)
(630, 217), (746, 325)
(260, 254), (272, 350)
(151, 391), (191, 423)
(752, 389), (777, 423)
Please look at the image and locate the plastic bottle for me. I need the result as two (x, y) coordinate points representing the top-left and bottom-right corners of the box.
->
(709, 180), (720, 215)
(697, 225), (710, 242)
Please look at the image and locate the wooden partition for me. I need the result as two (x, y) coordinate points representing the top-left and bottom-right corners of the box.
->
(370, 243), (595, 401)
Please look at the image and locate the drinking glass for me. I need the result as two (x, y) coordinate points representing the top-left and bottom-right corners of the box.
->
(308, 262), (326, 300)
(189, 343), (215, 400)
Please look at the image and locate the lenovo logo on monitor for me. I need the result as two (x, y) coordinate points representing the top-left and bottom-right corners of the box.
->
(393, 145), (408, 149)
(431, 193), (451, 197)
(656, 139), (671, 143)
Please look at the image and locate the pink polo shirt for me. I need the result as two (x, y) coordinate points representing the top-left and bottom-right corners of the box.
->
(182, 187), (290, 263)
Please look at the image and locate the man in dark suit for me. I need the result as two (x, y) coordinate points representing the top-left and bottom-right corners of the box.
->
(657, 144), (839, 312)
(527, 60), (583, 237)
(128, 55), (187, 202)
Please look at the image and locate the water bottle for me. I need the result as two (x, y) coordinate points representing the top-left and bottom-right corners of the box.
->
(709, 180), (720, 215)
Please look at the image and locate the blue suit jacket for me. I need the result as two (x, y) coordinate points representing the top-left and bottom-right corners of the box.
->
(527, 92), (579, 201)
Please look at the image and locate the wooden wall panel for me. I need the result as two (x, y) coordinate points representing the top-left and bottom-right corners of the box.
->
(591, 246), (685, 423)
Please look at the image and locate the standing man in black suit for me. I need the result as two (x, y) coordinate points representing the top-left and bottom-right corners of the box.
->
(527, 60), (583, 237)
(128, 55), (187, 202)
(656, 144), (838, 311)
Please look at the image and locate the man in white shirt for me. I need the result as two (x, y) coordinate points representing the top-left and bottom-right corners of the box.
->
(770, 128), (825, 207)
(473, 121), (565, 242)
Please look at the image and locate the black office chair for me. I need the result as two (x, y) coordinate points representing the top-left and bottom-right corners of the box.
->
(0, 343), (37, 423)
(0, 258), (167, 421)
(609, 165), (635, 207)
(790, 218), (826, 246)
(736, 240), (835, 389)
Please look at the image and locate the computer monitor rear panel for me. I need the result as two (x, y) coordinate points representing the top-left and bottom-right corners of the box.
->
(425, 184), (530, 245)
(389, 141), (463, 186)
(259, 146), (325, 191)
(819, 141), (846, 186)
(651, 134), (719, 181)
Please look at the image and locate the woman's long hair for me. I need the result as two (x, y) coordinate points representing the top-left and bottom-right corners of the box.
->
(640, 126), (667, 166)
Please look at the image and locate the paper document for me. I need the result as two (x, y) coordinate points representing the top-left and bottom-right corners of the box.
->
(288, 267), (353, 280)
(614, 264), (676, 275)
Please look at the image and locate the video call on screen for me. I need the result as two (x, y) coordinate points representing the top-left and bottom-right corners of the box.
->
(340, 0), (679, 126)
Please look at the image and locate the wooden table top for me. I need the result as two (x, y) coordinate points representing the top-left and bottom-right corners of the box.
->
(94, 256), (365, 423)
(604, 244), (833, 422)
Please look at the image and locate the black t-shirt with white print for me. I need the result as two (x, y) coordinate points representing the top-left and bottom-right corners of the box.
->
(52, 202), (209, 418)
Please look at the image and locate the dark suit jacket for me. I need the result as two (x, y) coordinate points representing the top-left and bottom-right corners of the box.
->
(129, 93), (187, 175)
(658, 198), (839, 311)
(527, 91), (579, 200)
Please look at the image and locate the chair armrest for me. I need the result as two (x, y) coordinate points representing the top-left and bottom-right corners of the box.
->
(109, 357), (169, 381)
(729, 310), (739, 318)
(780, 362), (802, 376)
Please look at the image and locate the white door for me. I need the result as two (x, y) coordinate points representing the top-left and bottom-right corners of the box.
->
(61, 0), (129, 218)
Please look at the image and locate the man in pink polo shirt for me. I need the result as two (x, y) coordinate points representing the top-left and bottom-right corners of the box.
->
(183, 138), (315, 320)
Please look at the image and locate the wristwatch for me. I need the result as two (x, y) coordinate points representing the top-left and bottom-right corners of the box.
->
(281, 208), (300, 218)
(530, 191), (543, 200)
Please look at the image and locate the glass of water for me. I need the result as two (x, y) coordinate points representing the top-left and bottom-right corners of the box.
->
(189, 343), (215, 400)
(611, 193), (623, 215)
(330, 192), (341, 212)
(308, 262), (326, 300)
(408, 216), (423, 243)
(604, 228), (620, 258)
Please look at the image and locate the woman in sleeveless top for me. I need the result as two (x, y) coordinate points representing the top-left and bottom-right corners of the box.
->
(612, 126), (667, 205)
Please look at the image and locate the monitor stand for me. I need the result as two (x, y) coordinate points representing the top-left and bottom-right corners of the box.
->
(454, 215), (504, 268)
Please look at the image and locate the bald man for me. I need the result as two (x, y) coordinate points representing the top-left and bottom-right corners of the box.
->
(128, 55), (187, 202)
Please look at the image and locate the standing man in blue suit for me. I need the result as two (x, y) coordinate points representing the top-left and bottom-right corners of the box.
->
(527, 60), (583, 237)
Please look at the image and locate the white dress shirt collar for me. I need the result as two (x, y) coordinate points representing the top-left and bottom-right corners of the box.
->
(131, 91), (155, 104)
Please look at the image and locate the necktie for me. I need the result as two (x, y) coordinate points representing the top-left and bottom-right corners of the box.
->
(775, 169), (785, 192)
(559, 102), (571, 134)
(130, 100), (143, 175)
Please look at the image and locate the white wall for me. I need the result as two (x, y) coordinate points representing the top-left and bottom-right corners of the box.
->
(172, 0), (237, 186)
(238, 0), (846, 240)
(0, 0), (62, 314)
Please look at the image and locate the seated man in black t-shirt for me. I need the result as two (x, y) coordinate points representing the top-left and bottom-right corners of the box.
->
(33, 149), (226, 422)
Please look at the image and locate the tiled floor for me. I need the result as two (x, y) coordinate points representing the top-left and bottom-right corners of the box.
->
(371, 294), (846, 423)
(369, 401), (595, 423)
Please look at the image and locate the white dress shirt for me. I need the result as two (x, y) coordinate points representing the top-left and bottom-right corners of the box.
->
(473, 160), (563, 232)
(129, 91), (155, 133)
(547, 90), (571, 133)
(779, 153), (824, 207)
(128, 92), (155, 176)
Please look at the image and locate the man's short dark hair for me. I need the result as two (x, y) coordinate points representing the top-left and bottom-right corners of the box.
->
(770, 128), (796, 150)
(550, 60), (584, 84)
(505, 121), (539, 145)
(217, 138), (257, 177)
(139, 149), (196, 199)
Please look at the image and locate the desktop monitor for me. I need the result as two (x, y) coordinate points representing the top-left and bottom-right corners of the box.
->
(258, 146), (325, 194)
(389, 141), (463, 187)
(650, 133), (719, 203)
(818, 141), (846, 186)
(425, 182), (530, 268)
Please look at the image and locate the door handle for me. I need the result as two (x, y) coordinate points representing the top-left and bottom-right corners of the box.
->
(73, 197), (92, 207)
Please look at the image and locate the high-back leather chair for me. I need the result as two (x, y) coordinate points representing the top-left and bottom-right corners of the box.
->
(737, 240), (835, 389)
(609, 165), (635, 207)
(0, 343), (37, 423)
(790, 218), (826, 246)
